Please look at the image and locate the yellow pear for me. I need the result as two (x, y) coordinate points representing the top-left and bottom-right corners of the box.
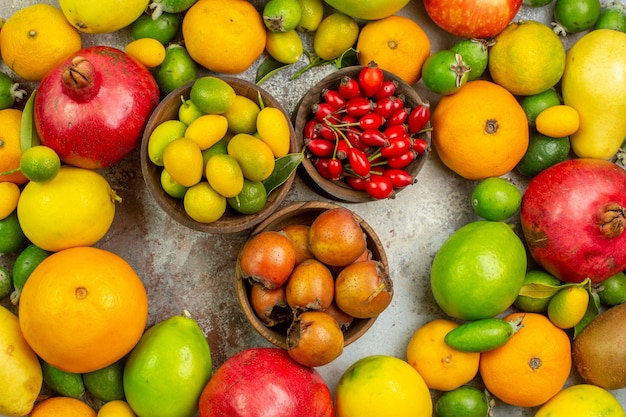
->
(561, 29), (626, 160)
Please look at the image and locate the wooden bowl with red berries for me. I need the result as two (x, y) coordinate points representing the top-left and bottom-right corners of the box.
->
(294, 64), (432, 203)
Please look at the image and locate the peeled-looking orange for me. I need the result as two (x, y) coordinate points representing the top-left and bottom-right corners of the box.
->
(431, 80), (529, 180)
(18, 246), (149, 374)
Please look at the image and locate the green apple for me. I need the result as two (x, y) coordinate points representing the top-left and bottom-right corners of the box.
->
(323, 0), (410, 20)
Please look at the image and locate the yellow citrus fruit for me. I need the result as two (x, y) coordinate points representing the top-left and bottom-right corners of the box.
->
(125, 38), (166, 68)
(313, 13), (359, 61)
(189, 76), (236, 115)
(256, 106), (291, 158)
(182, 0), (267, 74)
(535, 104), (580, 138)
(29, 396), (96, 417)
(547, 285), (590, 329)
(183, 181), (227, 223)
(0, 181), (20, 220)
(97, 400), (137, 417)
(265, 29), (304, 64)
(431, 80), (529, 180)
(488, 20), (566, 96)
(227, 133), (276, 182)
(18, 246), (148, 374)
(147, 119), (188, 166)
(184, 114), (229, 150)
(406, 319), (480, 391)
(0, 4), (82, 81)
(534, 384), (625, 417)
(356, 15), (431, 85)
(205, 154), (244, 198)
(16, 166), (120, 252)
(0, 108), (28, 184)
(296, 0), (324, 31)
(162, 137), (204, 187)
(59, 0), (149, 34)
(223, 95), (261, 135)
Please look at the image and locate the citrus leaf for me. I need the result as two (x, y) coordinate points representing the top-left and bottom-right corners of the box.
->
(263, 152), (303, 195)
(573, 288), (600, 339)
(256, 57), (290, 85)
(517, 282), (562, 299)
(20, 89), (40, 152)
(334, 48), (359, 69)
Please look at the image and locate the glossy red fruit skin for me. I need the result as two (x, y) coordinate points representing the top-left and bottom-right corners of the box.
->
(521, 158), (626, 284)
(198, 348), (334, 417)
(34, 46), (160, 169)
(423, 0), (522, 38)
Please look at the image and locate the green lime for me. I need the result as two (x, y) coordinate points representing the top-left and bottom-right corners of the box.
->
(449, 39), (490, 81)
(131, 12), (181, 45)
(471, 177), (522, 221)
(553, 0), (601, 34)
(201, 138), (229, 173)
(83, 360), (126, 402)
(0, 265), (11, 300)
(227, 179), (268, 214)
(10, 243), (51, 305)
(156, 44), (198, 95)
(160, 169), (188, 199)
(263, 0), (303, 32)
(19, 145), (61, 183)
(597, 272), (626, 306)
(183, 182), (227, 223)
(41, 360), (85, 398)
(516, 131), (571, 177)
(179, 97), (204, 126)
(0, 211), (26, 255)
(523, 0), (553, 6)
(190, 76), (236, 115)
(421, 50), (471, 96)
(148, 119), (187, 166)
(514, 269), (562, 313)
(223, 95), (261, 135)
(435, 385), (490, 417)
(595, 4), (626, 31)
(520, 88), (561, 127)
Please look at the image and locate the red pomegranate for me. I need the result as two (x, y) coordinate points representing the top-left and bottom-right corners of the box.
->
(198, 348), (334, 417)
(520, 158), (626, 284)
(34, 46), (160, 169)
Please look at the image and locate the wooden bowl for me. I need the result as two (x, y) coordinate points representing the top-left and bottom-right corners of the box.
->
(294, 66), (432, 203)
(234, 201), (389, 349)
(141, 77), (297, 234)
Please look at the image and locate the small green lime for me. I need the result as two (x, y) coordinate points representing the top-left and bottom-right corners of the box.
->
(0, 266), (11, 300)
(201, 139), (229, 174)
(131, 12), (181, 45)
(41, 360), (85, 398)
(435, 385), (490, 417)
(11, 243), (51, 305)
(516, 131), (570, 177)
(179, 97), (204, 126)
(421, 50), (471, 96)
(83, 360), (126, 402)
(160, 169), (188, 199)
(19, 145), (61, 183)
(263, 0), (303, 32)
(471, 177), (522, 221)
(148, 119), (187, 166)
(227, 179), (268, 214)
(520, 89), (561, 127)
(449, 39), (490, 81)
(514, 269), (562, 313)
(190, 76), (236, 115)
(595, 4), (626, 31)
(0, 211), (26, 255)
(597, 272), (626, 306)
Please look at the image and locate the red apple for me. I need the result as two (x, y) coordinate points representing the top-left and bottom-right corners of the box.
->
(423, 0), (523, 39)
(198, 348), (334, 417)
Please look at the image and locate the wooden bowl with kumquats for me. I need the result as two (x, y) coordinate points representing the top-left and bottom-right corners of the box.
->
(294, 65), (432, 203)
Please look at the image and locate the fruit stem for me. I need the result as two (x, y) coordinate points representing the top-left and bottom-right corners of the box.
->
(450, 53), (471, 88)
(597, 203), (626, 238)
(62, 56), (99, 101)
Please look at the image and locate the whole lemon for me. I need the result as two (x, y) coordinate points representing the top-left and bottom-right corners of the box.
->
(59, 0), (149, 34)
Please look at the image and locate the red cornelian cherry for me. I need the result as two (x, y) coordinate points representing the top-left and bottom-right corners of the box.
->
(345, 96), (372, 117)
(408, 101), (431, 134)
(322, 88), (346, 108)
(386, 150), (416, 169)
(338, 75), (361, 99)
(412, 138), (430, 155)
(361, 129), (388, 147)
(374, 79), (397, 100)
(347, 147), (370, 178)
(359, 61), (384, 98)
(381, 136), (412, 159)
(306, 138), (335, 157)
(383, 168), (414, 188)
(365, 174), (394, 199)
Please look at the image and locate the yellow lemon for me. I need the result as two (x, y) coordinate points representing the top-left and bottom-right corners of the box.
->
(535, 104), (580, 138)
(184, 114), (229, 150)
(183, 182), (227, 223)
(534, 384), (625, 417)
(59, 0), (149, 34)
(162, 138), (204, 187)
(265, 29), (304, 64)
(125, 38), (166, 68)
(256, 106), (291, 158)
(547, 285), (590, 329)
(97, 400), (136, 417)
(0, 4), (82, 82)
(223, 95), (261, 135)
(0, 182), (20, 220)
(313, 13), (359, 61)
(296, 0), (324, 32)
(16, 166), (120, 252)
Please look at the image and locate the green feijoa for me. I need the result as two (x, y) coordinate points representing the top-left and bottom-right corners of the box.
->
(263, 0), (303, 32)
(595, 4), (626, 32)
(597, 272), (626, 306)
(421, 50), (471, 96)
(10, 243), (51, 305)
(0, 266), (11, 300)
(149, 0), (198, 17)
(449, 39), (490, 81)
(83, 360), (126, 402)
(0, 72), (26, 110)
(516, 132), (570, 177)
(131, 12), (182, 45)
(156, 44), (198, 95)
(444, 316), (524, 352)
(41, 360), (85, 398)
(435, 385), (490, 417)
(553, 0), (601, 34)
(0, 211), (27, 255)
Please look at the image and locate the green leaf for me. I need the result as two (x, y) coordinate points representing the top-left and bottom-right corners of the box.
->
(20, 89), (40, 152)
(262, 152), (303, 195)
(517, 282), (563, 299)
(256, 57), (290, 85)
(334, 48), (359, 69)
(574, 287), (600, 339)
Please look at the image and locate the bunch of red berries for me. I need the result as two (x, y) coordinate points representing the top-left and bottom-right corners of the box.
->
(303, 62), (431, 199)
